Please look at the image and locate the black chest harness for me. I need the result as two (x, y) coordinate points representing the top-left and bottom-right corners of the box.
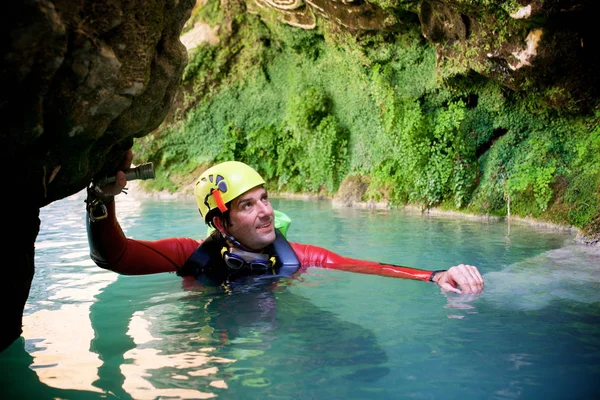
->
(177, 229), (300, 284)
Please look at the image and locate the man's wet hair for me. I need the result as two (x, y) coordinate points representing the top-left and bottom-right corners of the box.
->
(206, 203), (233, 228)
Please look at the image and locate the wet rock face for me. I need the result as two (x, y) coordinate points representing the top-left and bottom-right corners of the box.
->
(0, 0), (195, 353)
(1, 0), (195, 208)
(419, 0), (599, 110)
(250, 0), (599, 112)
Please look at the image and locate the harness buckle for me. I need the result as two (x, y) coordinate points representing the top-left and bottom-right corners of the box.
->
(85, 184), (109, 222)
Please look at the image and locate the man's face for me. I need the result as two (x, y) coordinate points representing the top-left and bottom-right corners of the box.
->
(226, 186), (276, 251)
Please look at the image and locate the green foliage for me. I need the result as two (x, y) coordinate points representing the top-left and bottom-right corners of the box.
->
(216, 122), (245, 162)
(287, 29), (324, 61)
(563, 120), (600, 228)
(296, 114), (349, 192)
(182, 44), (218, 84)
(193, 0), (223, 27)
(143, 5), (600, 235)
(367, 56), (476, 208)
(212, 86), (349, 193)
(506, 132), (558, 214)
(451, 0), (522, 12)
(287, 87), (329, 131)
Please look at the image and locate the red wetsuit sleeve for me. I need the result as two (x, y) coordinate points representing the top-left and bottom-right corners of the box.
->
(87, 201), (201, 275)
(290, 242), (433, 281)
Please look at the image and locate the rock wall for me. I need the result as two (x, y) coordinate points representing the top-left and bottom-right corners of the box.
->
(0, 0), (195, 352)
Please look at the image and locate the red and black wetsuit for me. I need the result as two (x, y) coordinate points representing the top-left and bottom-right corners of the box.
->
(87, 201), (435, 283)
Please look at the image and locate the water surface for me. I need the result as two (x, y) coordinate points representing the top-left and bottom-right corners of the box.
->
(1, 189), (599, 399)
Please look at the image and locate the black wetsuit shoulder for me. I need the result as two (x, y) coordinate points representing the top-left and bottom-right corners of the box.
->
(177, 232), (230, 283)
(177, 230), (301, 285)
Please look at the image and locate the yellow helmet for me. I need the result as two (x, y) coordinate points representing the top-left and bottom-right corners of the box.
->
(194, 161), (265, 224)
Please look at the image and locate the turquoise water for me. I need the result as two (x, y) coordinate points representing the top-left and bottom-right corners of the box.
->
(1, 189), (599, 399)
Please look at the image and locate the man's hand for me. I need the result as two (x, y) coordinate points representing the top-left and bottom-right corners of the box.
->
(99, 150), (133, 196)
(432, 264), (484, 294)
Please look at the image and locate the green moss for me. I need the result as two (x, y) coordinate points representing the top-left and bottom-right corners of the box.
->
(140, 1), (600, 235)
(194, 0), (224, 26)
(181, 0), (225, 36)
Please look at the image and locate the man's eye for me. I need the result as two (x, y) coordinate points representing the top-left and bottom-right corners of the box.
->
(242, 203), (252, 210)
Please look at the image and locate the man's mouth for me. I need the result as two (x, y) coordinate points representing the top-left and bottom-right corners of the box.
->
(256, 221), (272, 230)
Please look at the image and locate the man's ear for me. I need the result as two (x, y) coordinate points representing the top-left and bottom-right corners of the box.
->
(212, 215), (225, 234)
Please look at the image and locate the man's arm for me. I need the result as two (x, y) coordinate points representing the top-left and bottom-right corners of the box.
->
(86, 150), (200, 275)
(291, 243), (484, 294)
(86, 200), (201, 275)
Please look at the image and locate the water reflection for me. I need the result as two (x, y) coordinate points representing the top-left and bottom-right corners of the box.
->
(23, 306), (103, 393)
(176, 283), (390, 398)
(116, 305), (233, 399)
(23, 242), (117, 392)
(85, 274), (390, 399)
(17, 190), (146, 395)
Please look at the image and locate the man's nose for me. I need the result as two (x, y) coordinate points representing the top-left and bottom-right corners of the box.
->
(257, 201), (272, 216)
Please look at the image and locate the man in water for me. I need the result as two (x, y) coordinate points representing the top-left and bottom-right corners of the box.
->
(86, 151), (484, 293)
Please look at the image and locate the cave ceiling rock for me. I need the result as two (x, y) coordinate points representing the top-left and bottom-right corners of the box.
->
(249, 0), (399, 31)
(0, 0), (197, 355)
(419, 0), (598, 110)
(1, 0), (196, 207)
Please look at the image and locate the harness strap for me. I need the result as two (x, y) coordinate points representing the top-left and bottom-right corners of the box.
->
(177, 237), (214, 276)
(178, 229), (300, 278)
(271, 229), (300, 277)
